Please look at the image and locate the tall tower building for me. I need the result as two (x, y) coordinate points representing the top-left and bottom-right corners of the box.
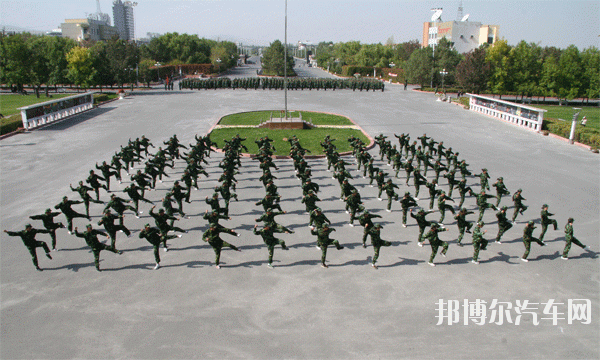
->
(113, 0), (135, 40)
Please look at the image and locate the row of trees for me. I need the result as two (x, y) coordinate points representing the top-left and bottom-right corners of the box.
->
(0, 32), (238, 94)
(314, 38), (599, 102)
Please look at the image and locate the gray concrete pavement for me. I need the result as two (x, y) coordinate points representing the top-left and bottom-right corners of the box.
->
(1, 82), (598, 359)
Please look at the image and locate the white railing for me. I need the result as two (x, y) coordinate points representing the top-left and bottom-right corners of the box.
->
(18, 92), (96, 130)
(467, 93), (546, 132)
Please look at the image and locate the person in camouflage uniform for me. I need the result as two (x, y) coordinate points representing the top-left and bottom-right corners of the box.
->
(454, 207), (474, 246)
(4, 224), (52, 271)
(86, 170), (108, 201)
(423, 224), (449, 266)
(253, 224), (289, 268)
(426, 179), (442, 210)
(358, 210), (382, 248)
(255, 210), (295, 234)
(367, 224), (392, 269)
(73, 224), (122, 272)
(301, 191), (321, 214)
(311, 223), (344, 268)
(456, 179), (474, 208)
(382, 179), (400, 212)
(29, 208), (65, 251)
(105, 194), (138, 225)
(474, 168), (490, 191)
(521, 221), (546, 262)
(495, 206), (512, 244)
(561, 218), (591, 259)
(437, 192), (455, 224)
(345, 190), (365, 226)
(412, 169), (427, 199)
(55, 196), (91, 233)
(471, 221), (488, 264)
(443, 170), (459, 197)
(539, 204), (558, 243)
(512, 189), (528, 222)
(410, 208), (436, 247)
(203, 224), (241, 269)
(123, 183), (153, 215)
(138, 224), (177, 270)
(400, 192), (418, 227)
(70, 181), (104, 218)
(492, 177), (510, 207)
(475, 190), (498, 222)
(98, 209), (131, 250)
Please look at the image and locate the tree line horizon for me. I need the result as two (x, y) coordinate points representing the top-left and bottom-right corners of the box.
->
(1, 32), (598, 103)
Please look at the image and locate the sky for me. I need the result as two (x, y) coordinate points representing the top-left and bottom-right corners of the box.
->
(1, 0), (599, 49)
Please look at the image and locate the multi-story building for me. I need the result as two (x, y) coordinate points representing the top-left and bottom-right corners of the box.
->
(422, 9), (499, 53)
(60, 18), (118, 42)
(113, 0), (135, 41)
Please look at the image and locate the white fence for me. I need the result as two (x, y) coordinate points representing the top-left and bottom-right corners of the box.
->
(18, 92), (96, 130)
(467, 93), (546, 132)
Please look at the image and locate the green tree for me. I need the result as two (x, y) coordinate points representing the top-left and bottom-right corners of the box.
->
(66, 46), (96, 91)
(557, 45), (583, 104)
(486, 39), (512, 98)
(455, 47), (490, 93)
(539, 54), (560, 101)
(510, 41), (542, 101)
(580, 47), (599, 104)
(105, 37), (139, 88)
(433, 37), (463, 87)
(405, 46), (433, 88)
(0, 33), (33, 93)
(261, 40), (295, 76)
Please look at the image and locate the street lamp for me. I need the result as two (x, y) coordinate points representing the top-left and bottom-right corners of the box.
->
(569, 108), (581, 144)
(155, 63), (161, 82)
(440, 68), (448, 90)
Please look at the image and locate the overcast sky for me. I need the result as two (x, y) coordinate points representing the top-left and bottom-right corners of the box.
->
(1, 0), (599, 49)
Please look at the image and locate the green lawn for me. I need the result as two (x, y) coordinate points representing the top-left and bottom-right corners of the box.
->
(0, 94), (73, 117)
(209, 127), (369, 156)
(538, 105), (599, 131)
(218, 110), (354, 126)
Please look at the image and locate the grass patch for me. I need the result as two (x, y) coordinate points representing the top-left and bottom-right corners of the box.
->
(209, 127), (369, 156)
(538, 105), (599, 131)
(219, 110), (353, 126)
(0, 94), (73, 117)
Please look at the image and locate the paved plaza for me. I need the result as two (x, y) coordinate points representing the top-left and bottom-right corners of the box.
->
(1, 62), (598, 359)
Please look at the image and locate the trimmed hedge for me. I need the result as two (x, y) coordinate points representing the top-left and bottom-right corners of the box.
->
(0, 115), (22, 135)
(546, 120), (600, 148)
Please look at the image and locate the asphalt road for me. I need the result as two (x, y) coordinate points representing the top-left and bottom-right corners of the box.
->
(0, 67), (598, 359)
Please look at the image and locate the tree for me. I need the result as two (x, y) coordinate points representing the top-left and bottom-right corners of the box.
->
(138, 59), (156, 87)
(455, 47), (490, 93)
(539, 54), (560, 101)
(486, 39), (512, 98)
(105, 37), (139, 88)
(0, 33), (33, 93)
(405, 46), (433, 88)
(557, 45), (583, 103)
(66, 46), (96, 91)
(261, 40), (295, 76)
(433, 37), (463, 87)
(510, 41), (542, 101)
(580, 47), (599, 104)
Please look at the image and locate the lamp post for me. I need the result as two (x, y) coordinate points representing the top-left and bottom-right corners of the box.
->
(569, 108), (581, 144)
(440, 68), (448, 90)
(155, 63), (161, 83)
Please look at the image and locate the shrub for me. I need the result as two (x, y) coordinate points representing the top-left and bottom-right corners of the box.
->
(0, 115), (23, 135)
(547, 120), (600, 147)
